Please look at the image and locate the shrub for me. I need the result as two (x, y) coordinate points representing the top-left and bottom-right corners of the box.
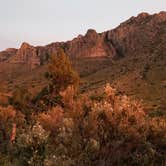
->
(0, 106), (24, 154)
(12, 123), (49, 165)
(36, 84), (166, 165)
(11, 87), (32, 120)
(2, 84), (165, 165)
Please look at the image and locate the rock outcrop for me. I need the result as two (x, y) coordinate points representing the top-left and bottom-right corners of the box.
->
(106, 11), (166, 57)
(9, 42), (41, 69)
(0, 11), (166, 69)
(63, 29), (110, 57)
(0, 48), (17, 62)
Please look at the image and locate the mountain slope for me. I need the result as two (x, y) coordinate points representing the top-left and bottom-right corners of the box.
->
(0, 11), (166, 111)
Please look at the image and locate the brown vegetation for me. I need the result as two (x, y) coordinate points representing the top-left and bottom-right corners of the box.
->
(0, 50), (165, 165)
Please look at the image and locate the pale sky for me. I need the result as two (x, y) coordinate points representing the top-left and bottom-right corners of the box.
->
(0, 0), (166, 50)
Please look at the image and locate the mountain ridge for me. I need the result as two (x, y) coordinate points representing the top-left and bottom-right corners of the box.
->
(0, 11), (165, 69)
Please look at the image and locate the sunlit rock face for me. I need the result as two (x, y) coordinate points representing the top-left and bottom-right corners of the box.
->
(0, 11), (166, 69)
(62, 29), (114, 58)
(8, 42), (40, 69)
(106, 11), (166, 57)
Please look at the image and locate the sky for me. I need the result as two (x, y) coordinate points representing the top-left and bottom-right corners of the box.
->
(0, 0), (166, 51)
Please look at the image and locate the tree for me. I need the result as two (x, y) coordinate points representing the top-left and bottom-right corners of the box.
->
(47, 48), (79, 93)
(35, 48), (79, 110)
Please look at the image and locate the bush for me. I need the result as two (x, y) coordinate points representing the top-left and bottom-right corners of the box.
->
(2, 84), (165, 165)
(11, 87), (32, 115)
(36, 84), (166, 165)
(0, 106), (24, 154)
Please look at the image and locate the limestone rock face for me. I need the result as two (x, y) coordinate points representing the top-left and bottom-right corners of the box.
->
(9, 42), (41, 69)
(44, 29), (117, 58)
(0, 11), (166, 69)
(63, 29), (112, 58)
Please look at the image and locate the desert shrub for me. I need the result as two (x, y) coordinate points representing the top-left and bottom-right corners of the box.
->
(11, 87), (33, 122)
(34, 86), (63, 112)
(0, 106), (25, 156)
(36, 84), (166, 165)
(1, 84), (165, 165)
(38, 107), (64, 136)
(0, 94), (9, 106)
(11, 123), (49, 165)
(0, 106), (16, 153)
(12, 87), (31, 107)
(149, 108), (165, 117)
(90, 93), (105, 102)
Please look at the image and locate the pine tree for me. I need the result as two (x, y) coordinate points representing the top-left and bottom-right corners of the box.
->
(35, 48), (79, 110)
(47, 48), (79, 93)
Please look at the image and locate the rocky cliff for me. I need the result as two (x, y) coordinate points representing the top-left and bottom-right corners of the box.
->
(0, 48), (17, 62)
(0, 11), (166, 110)
(0, 11), (166, 69)
(106, 12), (166, 57)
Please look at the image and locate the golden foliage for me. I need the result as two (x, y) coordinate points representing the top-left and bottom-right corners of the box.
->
(0, 106), (16, 123)
(38, 107), (64, 135)
(0, 106), (24, 146)
(48, 48), (79, 92)
(36, 84), (166, 165)
(1, 84), (165, 165)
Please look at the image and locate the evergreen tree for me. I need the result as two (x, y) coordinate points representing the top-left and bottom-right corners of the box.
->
(47, 48), (79, 93)
(35, 48), (79, 110)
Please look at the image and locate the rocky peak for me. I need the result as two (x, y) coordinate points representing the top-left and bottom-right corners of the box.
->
(85, 29), (98, 38)
(106, 11), (166, 57)
(154, 11), (166, 21)
(137, 12), (149, 19)
(9, 42), (41, 69)
(77, 34), (83, 38)
(62, 28), (111, 58)
(20, 42), (31, 49)
(1, 11), (165, 68)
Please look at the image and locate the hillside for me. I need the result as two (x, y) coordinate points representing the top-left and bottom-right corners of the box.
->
(0, 11), (166, 112)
